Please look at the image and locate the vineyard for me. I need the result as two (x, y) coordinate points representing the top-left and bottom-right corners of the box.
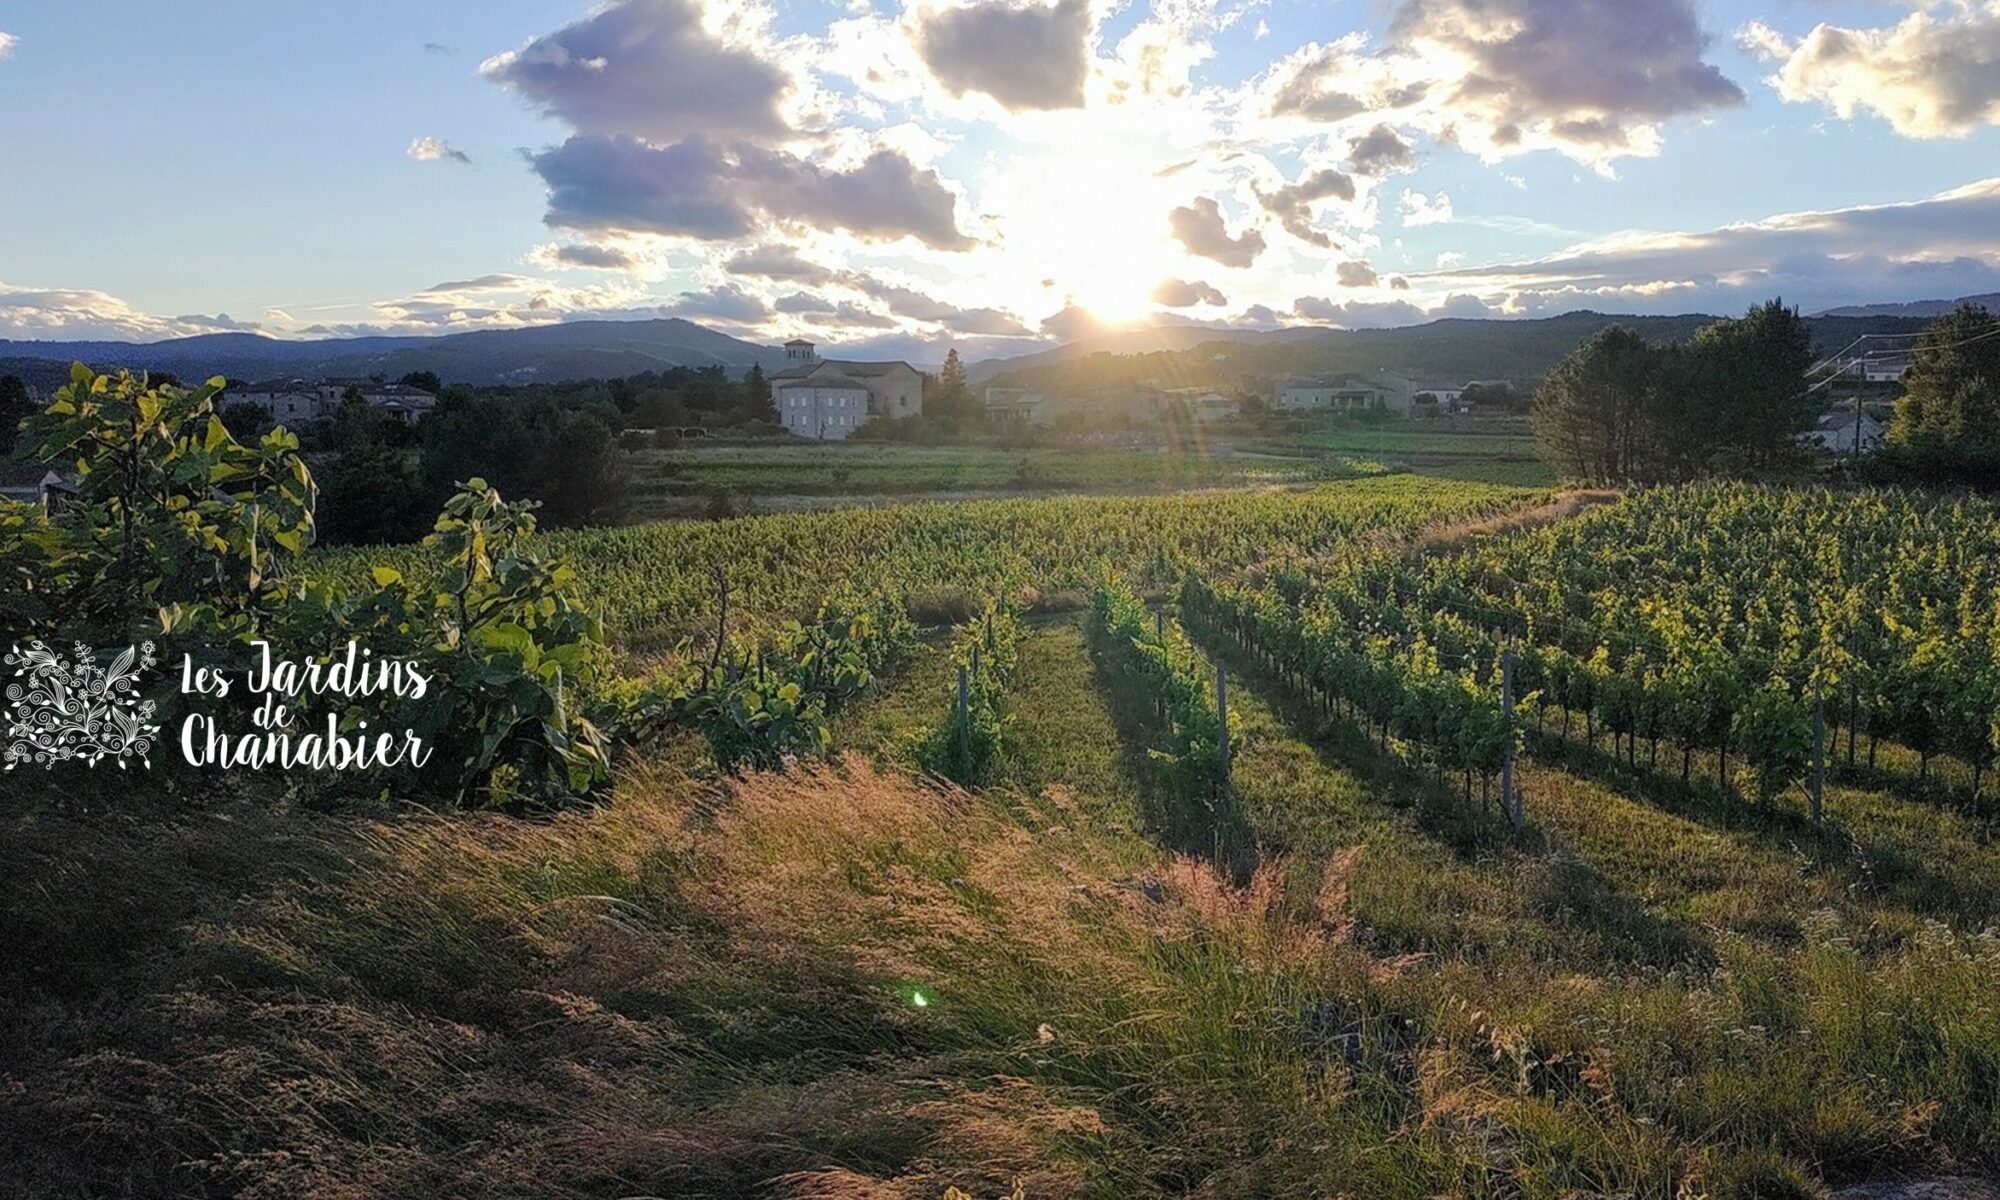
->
(16, 472), (2000, 1199)
(311, 474), (1534, 647)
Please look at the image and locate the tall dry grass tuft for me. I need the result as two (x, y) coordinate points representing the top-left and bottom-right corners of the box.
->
(8, 745), (2000, 1197)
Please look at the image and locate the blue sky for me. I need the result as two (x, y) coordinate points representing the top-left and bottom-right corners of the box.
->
(3, 0), (1998, 356)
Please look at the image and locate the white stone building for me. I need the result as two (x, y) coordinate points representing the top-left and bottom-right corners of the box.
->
(772, 340), (923, 439)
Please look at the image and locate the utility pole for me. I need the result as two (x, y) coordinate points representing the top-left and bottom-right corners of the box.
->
(1851, 349), (1865, 470)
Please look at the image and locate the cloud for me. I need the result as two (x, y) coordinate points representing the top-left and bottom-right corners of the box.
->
(725, 245), (838, 284)
(532, 134), (975, 250)
(539, 242), (641, 270)
(0, 32), (15, 57)
(1335, 260), (1379, 288)
(1168, 196), (1265, 267)
(660, 284), (773, 323)
(1292, 295), (1430, 327)
(1152, 277), (1228, 306)
(172, 312), (262, 333)
(0, 283), (274, 342)
(1346, 123), (1415, 176)
(407, 136), (471, 165)
(1423, 177), (2000, 316)
(415, 274), (529, 295)
(1400, 189), (1452, 227)
(1743, 6), (2000, 139)
(914, 0), (1092, 111)
(1389, 0), (1742, 162)
(843, 275), (1033, 334)
(1254, 166), (1354, 248)
(1263, 0), (1741, 166)
(481, 0), (793, 145)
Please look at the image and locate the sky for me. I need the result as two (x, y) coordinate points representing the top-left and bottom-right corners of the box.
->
(2, 0), (1999, 361)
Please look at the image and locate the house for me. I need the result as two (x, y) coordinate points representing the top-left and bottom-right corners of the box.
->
(983, 387), (1050, 425)
(772, 340), (923, 440)
(1801, 408), (1885, 454)
(1411, 383), (1465, 413)
(0, 465), (78, 511)
(1276, 372), (1418, 415)
(1064, 385), (1168, 424)
(224, 377), (437, 425)
(1186, 391), (1240, 422)
(1845, 354), (1912, 383)
(228, 378), (324, 424)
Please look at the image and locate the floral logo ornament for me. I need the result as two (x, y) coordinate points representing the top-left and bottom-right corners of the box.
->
(4, 641), (160, 770)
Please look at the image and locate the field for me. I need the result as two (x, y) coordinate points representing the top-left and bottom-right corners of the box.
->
(623, 442), (1389, 517)
(10, 476), (2000, 1198)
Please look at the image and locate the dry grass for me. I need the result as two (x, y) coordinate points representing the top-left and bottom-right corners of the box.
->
(6, 618), (2000, 1197)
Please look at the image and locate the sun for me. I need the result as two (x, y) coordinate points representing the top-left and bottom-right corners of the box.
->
(977, 131), (1190, 329)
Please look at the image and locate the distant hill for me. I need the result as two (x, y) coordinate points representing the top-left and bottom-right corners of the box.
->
(0, 319), (790, 388)
(975, 310), (1940, 391)
(1817, 294), (2000, 319)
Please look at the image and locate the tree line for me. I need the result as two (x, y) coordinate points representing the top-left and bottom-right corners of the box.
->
(1533, 298), (2000, 486)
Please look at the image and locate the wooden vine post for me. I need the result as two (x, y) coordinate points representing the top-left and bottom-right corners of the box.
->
(1215, 658), (1232, 806)
(1501, 647), (1522, 832)
(1811, 683), (1825, 824)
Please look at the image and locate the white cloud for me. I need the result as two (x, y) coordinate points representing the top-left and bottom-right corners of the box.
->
(0, 32), (16, 57)
(1422, 177), (2000, 316)
(407, 136), (471, 165)
(0, 283), (267, 342)
(1743, 4), (2000, 139)
(1399, 189), (1452, 227)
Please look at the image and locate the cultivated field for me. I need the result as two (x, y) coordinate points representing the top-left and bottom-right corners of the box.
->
(9, 476), (2000, 1198)
(623, 442), (1388, 517)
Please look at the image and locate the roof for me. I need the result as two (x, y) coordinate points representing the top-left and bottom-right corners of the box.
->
(1817, 410), (1880, 431)
(236, 377), (318, 394)
(784, 338), (815, 347)
(772, 358), (917, 381)
(0, 465), (71, 490)
(368, 383), (436, 400)
(775, 373), (868, 391)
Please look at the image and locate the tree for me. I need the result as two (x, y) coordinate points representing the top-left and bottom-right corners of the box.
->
(1459, 380), (1522, 412)
(1532, 325), (1664, 484)
(1884, 304), (2000, 483)
(1533, 300), (1814, 484)
(1680, 299), (1815, 472)
(0, 374), (36, 454)
(538, 411), (627, 527)
(742, 363), (775, 424)
(316, 395), (427, 545)
(921, 348), (985, 434)
(398, 369), (444, 393)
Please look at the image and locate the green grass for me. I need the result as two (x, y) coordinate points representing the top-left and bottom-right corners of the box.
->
(1289, 426), (1542, 458)
(628, 442), (1382, 499)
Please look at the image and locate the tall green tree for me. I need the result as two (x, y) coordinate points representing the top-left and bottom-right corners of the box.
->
(1532, 325), (1664, 484)
(1885, 304), (2000, 482)
(1683, 299), (1815, 471)
(0, 374), (36, 454)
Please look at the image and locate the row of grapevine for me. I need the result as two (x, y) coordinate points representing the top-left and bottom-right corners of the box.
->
(314, 475), (1538, 649)
(626, 592), (915, 771)
(1085, 578), (1233, 802)
(1396, 486), (2000, 798)
(1179, 573), (1518, 818)
(919, 600), (1025, 785)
